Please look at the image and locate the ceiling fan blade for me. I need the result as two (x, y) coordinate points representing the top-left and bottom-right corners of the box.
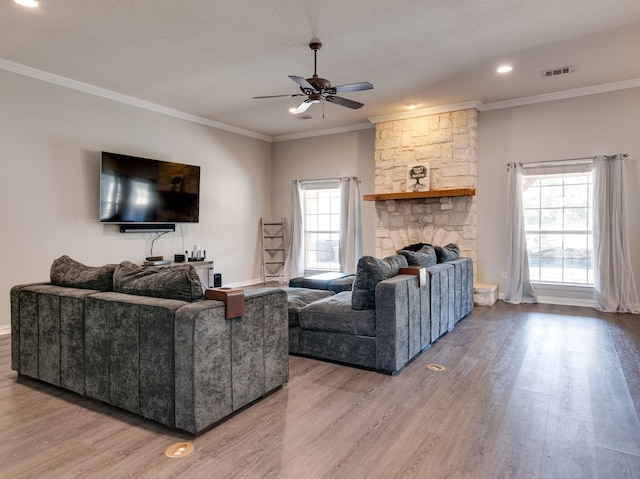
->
(329, 82), (374, 94)
(252, 93), (304, 99)
(291, 99), (318, 114)
(325, 95), (364, 109)
(289, 75), (316, 92)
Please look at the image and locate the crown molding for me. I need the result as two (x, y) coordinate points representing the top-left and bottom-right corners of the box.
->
(367, 78), (640, 123)
(271, 122), (374, 142)
(368, 101), (483, 124)
(0, 58), (271, 142)
(479, 77), (640, 111)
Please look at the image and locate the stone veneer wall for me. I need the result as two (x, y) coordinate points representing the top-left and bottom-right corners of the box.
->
(373, 108), (478, 269)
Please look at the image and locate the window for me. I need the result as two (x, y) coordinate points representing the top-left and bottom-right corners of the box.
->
(302, 180), (341, 271)
(522, 171), (593, 285)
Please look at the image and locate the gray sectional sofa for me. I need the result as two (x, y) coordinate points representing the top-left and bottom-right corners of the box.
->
(286, 248), (474, 375)
(11, 256), (289, 434)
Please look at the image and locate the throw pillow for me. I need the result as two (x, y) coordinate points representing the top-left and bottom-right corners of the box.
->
(113, 261), (204, 301)
(434, 243), (460, 263)
(398, 244), (437, 268)
(351, 254), (408, 310)
(50, 255), (117, 292)
(398, 242), (426, 252)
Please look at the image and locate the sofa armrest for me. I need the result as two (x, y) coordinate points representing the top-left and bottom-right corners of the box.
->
(173, 287), (288, 434)
(374, 274), (430, 373)
(11, 282), (96, 394)
(10, 282), (51, 373)
(10, 281), (51, 372)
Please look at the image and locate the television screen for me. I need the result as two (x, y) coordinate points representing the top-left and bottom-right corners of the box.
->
(100, 152), (200, 224)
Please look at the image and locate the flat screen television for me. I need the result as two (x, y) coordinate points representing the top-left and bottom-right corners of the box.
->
(100, 151), (200, 224)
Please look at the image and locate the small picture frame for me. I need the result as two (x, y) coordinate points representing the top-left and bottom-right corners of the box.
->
(406, 163), (430, 192)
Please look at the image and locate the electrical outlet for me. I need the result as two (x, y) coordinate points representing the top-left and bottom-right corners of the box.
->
(501, 271), (507, 279)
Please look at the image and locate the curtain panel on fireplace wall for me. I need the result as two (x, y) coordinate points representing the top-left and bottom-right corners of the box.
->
(283, 180), (304, 281)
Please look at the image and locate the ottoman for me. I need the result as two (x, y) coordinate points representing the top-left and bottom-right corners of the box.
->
(283, 287), (335, 353)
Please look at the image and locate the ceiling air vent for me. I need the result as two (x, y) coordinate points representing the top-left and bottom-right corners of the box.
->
(542, 66), (574, 77)
(297, 115), (313, 120)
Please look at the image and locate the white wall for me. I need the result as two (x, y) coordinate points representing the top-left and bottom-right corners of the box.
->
(1, 69), (271, 332)
(271, 128), (377, 259)
(477, 87), (640, 302)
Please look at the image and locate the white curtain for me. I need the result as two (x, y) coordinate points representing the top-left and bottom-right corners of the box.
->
(503, 162), (537, 303)
(592, 155), (640, 313)
(339, 177), (362, 274)
(283, 180), (304, 281)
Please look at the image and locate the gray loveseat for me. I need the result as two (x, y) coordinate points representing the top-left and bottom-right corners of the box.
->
(11, 256), (289, 434)
(286, 247), (473, 375)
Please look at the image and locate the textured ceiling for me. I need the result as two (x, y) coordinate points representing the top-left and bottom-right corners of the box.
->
(2, 0), (640, 139)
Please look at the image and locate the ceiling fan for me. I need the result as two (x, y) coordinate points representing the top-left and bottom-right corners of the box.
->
(252, 41), (373, 115)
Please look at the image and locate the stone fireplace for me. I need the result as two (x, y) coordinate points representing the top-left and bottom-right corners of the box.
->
(369, 107), (478, 271)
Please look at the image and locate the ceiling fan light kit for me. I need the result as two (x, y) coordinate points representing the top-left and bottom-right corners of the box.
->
(253, 41), (373, 116)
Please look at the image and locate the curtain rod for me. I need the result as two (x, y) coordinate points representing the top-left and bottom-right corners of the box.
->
(295, 176), (359, 184)
(508, 153), (629, 167)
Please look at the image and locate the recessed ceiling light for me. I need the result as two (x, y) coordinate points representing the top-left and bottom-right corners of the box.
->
(14, 0), (39, 7)
(497, 65), (513, 74)
(405, 103), (418, 110)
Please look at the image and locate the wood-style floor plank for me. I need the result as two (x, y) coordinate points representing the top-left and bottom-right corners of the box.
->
(1, 301), (639, 478)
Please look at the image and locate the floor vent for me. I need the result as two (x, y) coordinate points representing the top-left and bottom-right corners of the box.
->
(542, 66), (574, 77)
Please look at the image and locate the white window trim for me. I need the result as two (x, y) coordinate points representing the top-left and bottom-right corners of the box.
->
(522, 170), (594, 286)
(301, 179), (342, 273)
(530, 281), (595, 308)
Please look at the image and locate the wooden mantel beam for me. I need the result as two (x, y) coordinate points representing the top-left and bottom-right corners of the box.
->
(363, 188), (475, 201)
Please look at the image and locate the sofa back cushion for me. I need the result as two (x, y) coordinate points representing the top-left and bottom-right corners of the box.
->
(351, 254), (408, 310)
(50, 255), (116, 292)
(434, 243), (460, 263)
(113, 261), (204, 301)
(398, 244), (437, 268)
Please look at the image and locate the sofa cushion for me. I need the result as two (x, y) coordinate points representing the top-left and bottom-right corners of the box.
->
(284, 287), (335, 327)
(288, 277), (304, 288)
(328, 275), (355, 293)
(50, 255), (116, 292)
(351, 254), (408, 310)
(434, 243), (460, 263)
(398, 244), (437, 268)
(113, 261), (204, 301)
(399, 242), (427, 252)
(300, 291), (376, 337)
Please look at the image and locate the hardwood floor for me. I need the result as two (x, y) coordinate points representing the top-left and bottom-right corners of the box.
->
(1, 301), (639, 478)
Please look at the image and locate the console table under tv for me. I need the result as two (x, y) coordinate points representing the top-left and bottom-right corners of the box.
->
(147, 260), (214, 288)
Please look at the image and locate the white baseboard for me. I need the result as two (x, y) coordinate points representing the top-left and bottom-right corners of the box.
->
(0, 324), (11, 336)
(498, 292), (596, 308)
(535, 295), (596, 308)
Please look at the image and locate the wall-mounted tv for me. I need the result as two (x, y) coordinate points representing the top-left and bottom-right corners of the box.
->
(100, 152), (200, 224)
